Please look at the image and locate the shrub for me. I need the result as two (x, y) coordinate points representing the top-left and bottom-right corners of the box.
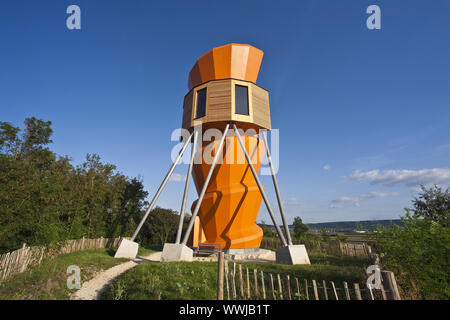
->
(373, 185), (449, 299)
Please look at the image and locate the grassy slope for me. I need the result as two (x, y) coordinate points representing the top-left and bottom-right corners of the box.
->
(137, 246), (156, 257)
(0, 248), (130, 300)
(102, 254), (370, 300)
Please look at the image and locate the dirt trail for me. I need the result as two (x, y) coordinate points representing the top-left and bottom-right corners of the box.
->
(71, 251), (162, 300)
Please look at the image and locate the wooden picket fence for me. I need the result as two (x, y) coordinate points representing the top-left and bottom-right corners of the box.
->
(219, 259), (401, 300)
(0, 237), (123, 283)
(261, 238), (374, 259)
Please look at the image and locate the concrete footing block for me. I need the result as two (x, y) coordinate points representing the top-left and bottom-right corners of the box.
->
(161, 243), (193, 262)
(114, 239), (139, 259)
(276, 245), (311, 265)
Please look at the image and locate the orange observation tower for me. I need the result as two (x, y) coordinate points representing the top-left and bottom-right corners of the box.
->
(115, 43), (310, 265)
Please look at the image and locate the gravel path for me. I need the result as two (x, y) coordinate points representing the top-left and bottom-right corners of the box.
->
(71, 251), (162, 300)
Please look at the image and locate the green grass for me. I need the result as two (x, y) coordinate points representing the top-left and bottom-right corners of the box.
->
(102, 253), (370, 300)
(0, 246), (370, 300)
(137, 246), (157, 257)
(0, 248), (129, 300)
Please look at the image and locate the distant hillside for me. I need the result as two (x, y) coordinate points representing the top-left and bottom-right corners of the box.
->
(303, 219), (403, 232)
(262, 219), (403, 232)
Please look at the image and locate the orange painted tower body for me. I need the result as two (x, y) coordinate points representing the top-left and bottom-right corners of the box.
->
(190, 136), (264, 249)
(117, 43), (309, 264)
(182, 44), (271, 250)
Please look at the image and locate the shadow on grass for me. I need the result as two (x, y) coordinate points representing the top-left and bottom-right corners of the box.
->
(145, 244), (163, 251)
(106, 248), (117, 257)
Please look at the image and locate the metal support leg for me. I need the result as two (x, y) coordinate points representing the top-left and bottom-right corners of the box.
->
(233, 124), (288, 247)
(130, 131), (194, 241)
(181, 124), (230, 245)
(175, 129), (198, 244)
(262, 131), (293, 245)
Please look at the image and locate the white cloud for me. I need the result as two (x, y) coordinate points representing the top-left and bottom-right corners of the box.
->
(283, 197), (301, 206)
(330, 196), (359, 207)
(359, 191), (398, 199)
(330, 191), (397, 208)
(323, 164), (331, 171)
(169, 173), (186, 182)
(332, 196), (359, 203)
(348, 168), (450, 187)
(436, 143), (450, 151)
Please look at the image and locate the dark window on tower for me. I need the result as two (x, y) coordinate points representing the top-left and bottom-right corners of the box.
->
(235, 85), (249, 115)
(195, 88), (207, 118)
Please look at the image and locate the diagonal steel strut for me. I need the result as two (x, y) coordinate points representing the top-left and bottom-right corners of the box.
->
(130, 131), (194, 242)
(181, 124), (230, 245)
(233, 124), (288, 247)
(262, 130), (293, 245)
(175, 129), (199, 244)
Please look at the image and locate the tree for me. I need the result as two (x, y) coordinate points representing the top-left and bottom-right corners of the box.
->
(138, 207), (180, 247)
(259, 220), (276, 238)
(293, 216), (308, 239)
(0, 122), (20, 154)
(320, 228), (330, 242)
(20, 117), (53, 154)
(411, 184), (449, 226)
(0, 118), (148, 253)
(107, 177), (148, 238)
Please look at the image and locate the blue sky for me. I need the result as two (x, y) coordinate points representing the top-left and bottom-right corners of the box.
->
(1, 0), (449, 223)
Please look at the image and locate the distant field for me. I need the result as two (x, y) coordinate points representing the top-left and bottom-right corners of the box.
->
(328, 233), (371, 243)
(305, 219), (403, 232)
(264, 219), (402, 235)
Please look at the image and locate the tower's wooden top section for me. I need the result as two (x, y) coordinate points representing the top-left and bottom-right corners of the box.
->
(188, 43), (264, 90)
(183, 44), (270, 131)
